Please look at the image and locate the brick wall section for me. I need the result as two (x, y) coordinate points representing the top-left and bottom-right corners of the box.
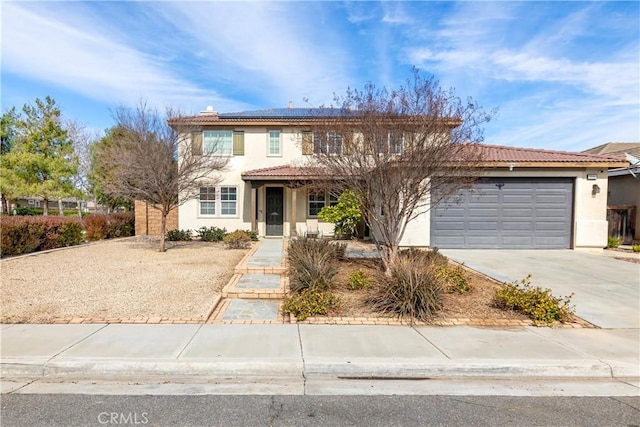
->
(135, 200), (179, 236)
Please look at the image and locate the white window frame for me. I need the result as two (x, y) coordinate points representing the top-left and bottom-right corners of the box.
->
(220, 186), (238, 216)
(203, 130), (233, 156)
(199, 185), (238, 217)
(307, 190), (340, 217)
(199, 186), (216, 216)
(267, 130), (282, 156)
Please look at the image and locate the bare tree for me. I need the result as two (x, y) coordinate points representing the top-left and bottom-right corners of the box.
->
(305, 69), (495, 272)
(96, 102), (229, 252)
(64, 119), (95, 216)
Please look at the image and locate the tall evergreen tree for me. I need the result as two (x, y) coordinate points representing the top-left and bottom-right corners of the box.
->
(0, 97), (78, 215)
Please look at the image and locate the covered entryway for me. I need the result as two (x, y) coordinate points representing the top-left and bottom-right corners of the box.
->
(265, 187), (284, 236)
(431, 178), (573, 249)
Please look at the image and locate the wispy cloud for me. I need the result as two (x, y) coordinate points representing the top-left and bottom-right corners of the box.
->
(1, 2), (244, 112)
(401, 2), (639, 149)
(155, 2), (353, 108)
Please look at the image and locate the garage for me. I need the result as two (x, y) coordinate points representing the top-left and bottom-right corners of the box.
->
(431, 178), (574, 249)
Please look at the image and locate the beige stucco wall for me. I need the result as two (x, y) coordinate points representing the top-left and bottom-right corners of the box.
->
(177, 125), (611, 249)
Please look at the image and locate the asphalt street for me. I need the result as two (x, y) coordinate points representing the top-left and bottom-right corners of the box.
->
(2, 394), (639, 427)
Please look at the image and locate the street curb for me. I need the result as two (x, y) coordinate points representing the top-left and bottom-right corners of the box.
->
(3, 358), (636, 381)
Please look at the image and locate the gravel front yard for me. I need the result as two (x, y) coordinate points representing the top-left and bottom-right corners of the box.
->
(0, 237), (249, 323)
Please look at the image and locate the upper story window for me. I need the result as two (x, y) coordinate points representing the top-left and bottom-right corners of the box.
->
(313, 131), (343, 155)
(268, 130), (281, 156)
(373, 131), (404, 155)
(203, 130), (233, 155)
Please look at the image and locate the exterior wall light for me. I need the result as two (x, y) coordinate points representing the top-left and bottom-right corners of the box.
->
(592, 184), (601, 195)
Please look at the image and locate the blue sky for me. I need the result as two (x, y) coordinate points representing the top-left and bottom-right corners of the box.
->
(2, 1), (638, 152)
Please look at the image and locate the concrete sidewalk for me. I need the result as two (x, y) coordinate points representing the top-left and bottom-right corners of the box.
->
(2, 323), (638, 395)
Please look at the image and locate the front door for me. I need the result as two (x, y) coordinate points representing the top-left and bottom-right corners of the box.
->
(266, 187), (284, 236)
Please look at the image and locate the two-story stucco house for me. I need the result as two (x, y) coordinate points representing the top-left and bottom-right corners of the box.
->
(168, 106), (627, 250)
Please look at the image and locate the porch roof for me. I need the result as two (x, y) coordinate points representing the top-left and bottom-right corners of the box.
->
(241, 165), (325, 181)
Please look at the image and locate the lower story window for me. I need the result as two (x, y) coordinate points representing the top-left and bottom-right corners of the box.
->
(308, 191), (340, 216)
(199, 185), (238, 216)
(200, 187), (216, 215)
(220, 186), (237, 215)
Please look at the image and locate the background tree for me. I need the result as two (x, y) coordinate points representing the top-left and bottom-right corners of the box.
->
(1, 108), (19, 213)
(89, 126), (133, 212)
(307, 69), (495, 272)
(0, 97), (78, 215)
(96, 102), (229, 252)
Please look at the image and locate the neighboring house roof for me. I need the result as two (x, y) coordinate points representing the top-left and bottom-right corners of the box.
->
(242, 144), (628, 180)
(583, 143), (640, 177)
(582, 142), (640, 159)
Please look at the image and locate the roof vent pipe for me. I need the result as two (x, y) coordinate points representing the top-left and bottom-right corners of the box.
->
(288, 100), (293, 109)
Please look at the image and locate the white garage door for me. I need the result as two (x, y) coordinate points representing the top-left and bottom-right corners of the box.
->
(431, 178), (573, 249)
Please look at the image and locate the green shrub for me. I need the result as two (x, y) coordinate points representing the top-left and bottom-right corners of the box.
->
(282, 290), (341, 321)
(438, 264), (471, 294)
(367, 250), (445, 321)
(288, 237), (342, 292)
(196, 226), (227, 242)
(317, 190), (362, 238)
(633, 244), (640, 253)
(606, 236), (621, 249)
(243, 229), (259, 241)
(166, 229), (192, 241)
(494, 275), (574, 326)
(223, 230), (252, 249)
(346, 269), (373, 290)
(14, 207), (43, 216)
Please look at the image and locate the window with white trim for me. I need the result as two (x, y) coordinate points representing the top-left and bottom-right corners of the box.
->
(220, 186), (237, 215)
(268, 130), (281, 156)
(199, 187), (216, 215)
(308, 191), (340, 217)
(199, 186), (238, 216)
(203, 130), (233, 155)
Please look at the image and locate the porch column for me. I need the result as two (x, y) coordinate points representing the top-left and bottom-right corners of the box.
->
(290, 186), (297, 237)
(250, 183), (257, 233)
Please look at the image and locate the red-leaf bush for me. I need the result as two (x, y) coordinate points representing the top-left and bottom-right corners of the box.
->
(0, 216), (84, 257)
(83, 212), (134, 241)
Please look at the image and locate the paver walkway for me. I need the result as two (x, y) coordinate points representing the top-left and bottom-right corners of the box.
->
(215, 239), (287, 322)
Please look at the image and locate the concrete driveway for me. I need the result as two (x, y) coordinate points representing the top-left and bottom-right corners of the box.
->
(440, 250), (640, 329)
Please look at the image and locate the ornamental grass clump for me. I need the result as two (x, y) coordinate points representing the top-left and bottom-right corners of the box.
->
(494, 275), (575, 326)
(288, 237), (341, 293)
(367, 249), (445, 321)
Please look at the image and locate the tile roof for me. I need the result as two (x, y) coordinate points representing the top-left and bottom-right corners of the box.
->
(241, 165), (324, 179)
(476, 144), (628, 163)
(242, 144), (628, 180)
